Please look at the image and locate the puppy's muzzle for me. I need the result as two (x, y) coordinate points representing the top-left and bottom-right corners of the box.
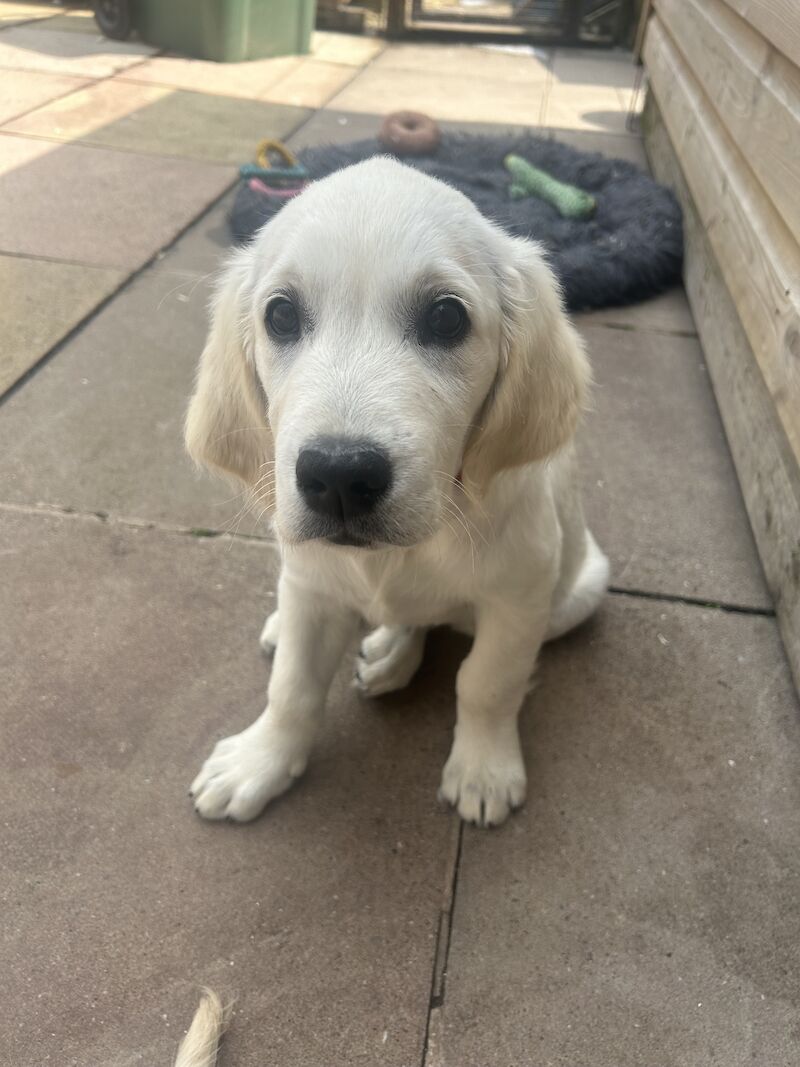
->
(296, 437), (392, 523)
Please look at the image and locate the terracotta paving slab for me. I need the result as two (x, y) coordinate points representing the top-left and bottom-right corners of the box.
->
(0, 507), (459, 1067)
(439, 596), (799, 1066)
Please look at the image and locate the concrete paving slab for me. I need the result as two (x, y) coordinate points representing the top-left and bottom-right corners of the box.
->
(0, 507), (458, 1067)
(155, 198), (243, 284)
(0, 253), (124, 395)
(579, 323), (770, 608)
(546, 123), (648, 166)
(149, 190), (237, 278)
(580, 287), (697, 335)
(0, 267), (251, 529)
(289, 106), (395, 147)
(0, 66), (87, 124)
(544, 82), (631, 134)
(552, 47), (639, 89)
(0, 134), (233, 269)
(31, 10), (101, 34)
(0, 24), (155, 77)
(439, 597), (800, 1067)
(5, 79), (312, 164)
(116, 51), (304, 99)
(5, 74), (170, 138)
(327, 65), (546, 125)
(373, 42), (550, 83)
(260, 57), (357, 108)
(0, 2), (65, 28)
(311, 29), (384, 66)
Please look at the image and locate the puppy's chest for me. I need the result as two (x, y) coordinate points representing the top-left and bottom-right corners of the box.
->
(345, 546), (473, 627)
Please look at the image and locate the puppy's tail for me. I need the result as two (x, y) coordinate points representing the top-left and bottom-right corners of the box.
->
(174, 990), (232, 1067)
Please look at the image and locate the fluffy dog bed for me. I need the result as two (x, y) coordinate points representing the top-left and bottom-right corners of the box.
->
(228, 132), (683, 313)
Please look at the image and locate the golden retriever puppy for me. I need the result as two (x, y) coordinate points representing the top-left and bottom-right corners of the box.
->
(186, 158), (608, 828)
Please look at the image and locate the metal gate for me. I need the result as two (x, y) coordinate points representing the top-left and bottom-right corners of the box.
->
(389, 0), (634, 45)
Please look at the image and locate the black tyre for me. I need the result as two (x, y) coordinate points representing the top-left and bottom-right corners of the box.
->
(94, 0), (132, 41)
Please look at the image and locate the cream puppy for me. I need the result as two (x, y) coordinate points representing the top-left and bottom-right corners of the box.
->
(185, 157), (608, 828)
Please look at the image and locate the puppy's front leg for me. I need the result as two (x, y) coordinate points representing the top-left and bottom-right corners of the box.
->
(440, 599), (550, 828)
(191, 575), (357, 822)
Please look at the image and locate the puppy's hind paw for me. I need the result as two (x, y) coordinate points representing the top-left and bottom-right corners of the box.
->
(354, 625), (426, 698)
(259, 610), (280, 656)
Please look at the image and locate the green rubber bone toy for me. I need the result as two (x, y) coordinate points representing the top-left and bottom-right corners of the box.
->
(504, 153), (596, 219)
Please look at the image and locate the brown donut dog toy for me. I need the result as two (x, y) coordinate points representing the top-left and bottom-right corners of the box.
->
(378, 110), (441, 156)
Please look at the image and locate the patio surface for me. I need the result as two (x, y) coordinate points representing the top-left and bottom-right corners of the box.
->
(2, 5), (799, 1066)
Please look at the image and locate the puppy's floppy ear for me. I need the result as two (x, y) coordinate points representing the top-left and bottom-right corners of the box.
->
(462, 236), (590, 492)
(185, 254), (272, 486)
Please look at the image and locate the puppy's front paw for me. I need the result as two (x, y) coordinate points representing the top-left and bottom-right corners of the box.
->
(439, 734), (526, 828)
(190, 723), (306, 822)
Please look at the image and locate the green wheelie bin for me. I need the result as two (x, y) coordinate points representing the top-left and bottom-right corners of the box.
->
(96, 0), (317, 62)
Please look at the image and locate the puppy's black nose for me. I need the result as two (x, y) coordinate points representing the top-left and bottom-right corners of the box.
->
(296, 440), (392, 520)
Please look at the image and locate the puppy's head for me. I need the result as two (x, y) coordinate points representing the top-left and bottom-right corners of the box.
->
(186, 157), (588, 548)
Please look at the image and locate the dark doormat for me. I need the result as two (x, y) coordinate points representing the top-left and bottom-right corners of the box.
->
(229, 132), (683, 313)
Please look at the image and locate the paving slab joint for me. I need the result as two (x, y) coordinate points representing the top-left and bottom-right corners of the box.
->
(0, 500), (278, 547)
(421, 818), (463, 1067)
(608, 584), (775, 618)
(589, 320), (699, 339)
(0, 170), (240, 408)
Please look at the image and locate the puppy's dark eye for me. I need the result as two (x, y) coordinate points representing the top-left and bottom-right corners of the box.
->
(423, 298), (469, 344)
(265, 297), (300, 340)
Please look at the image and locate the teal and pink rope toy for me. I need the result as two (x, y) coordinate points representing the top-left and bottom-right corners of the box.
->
(239, 139), (308, 202)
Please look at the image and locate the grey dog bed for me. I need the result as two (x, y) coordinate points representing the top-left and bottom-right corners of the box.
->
(229, 132), (683, 312)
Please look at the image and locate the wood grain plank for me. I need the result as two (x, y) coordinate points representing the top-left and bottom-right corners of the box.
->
(656, 0), (800, 246)
(644, 92), (800, 690)
(644, 16), (800, 466)
(721, 0), (800, 69)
